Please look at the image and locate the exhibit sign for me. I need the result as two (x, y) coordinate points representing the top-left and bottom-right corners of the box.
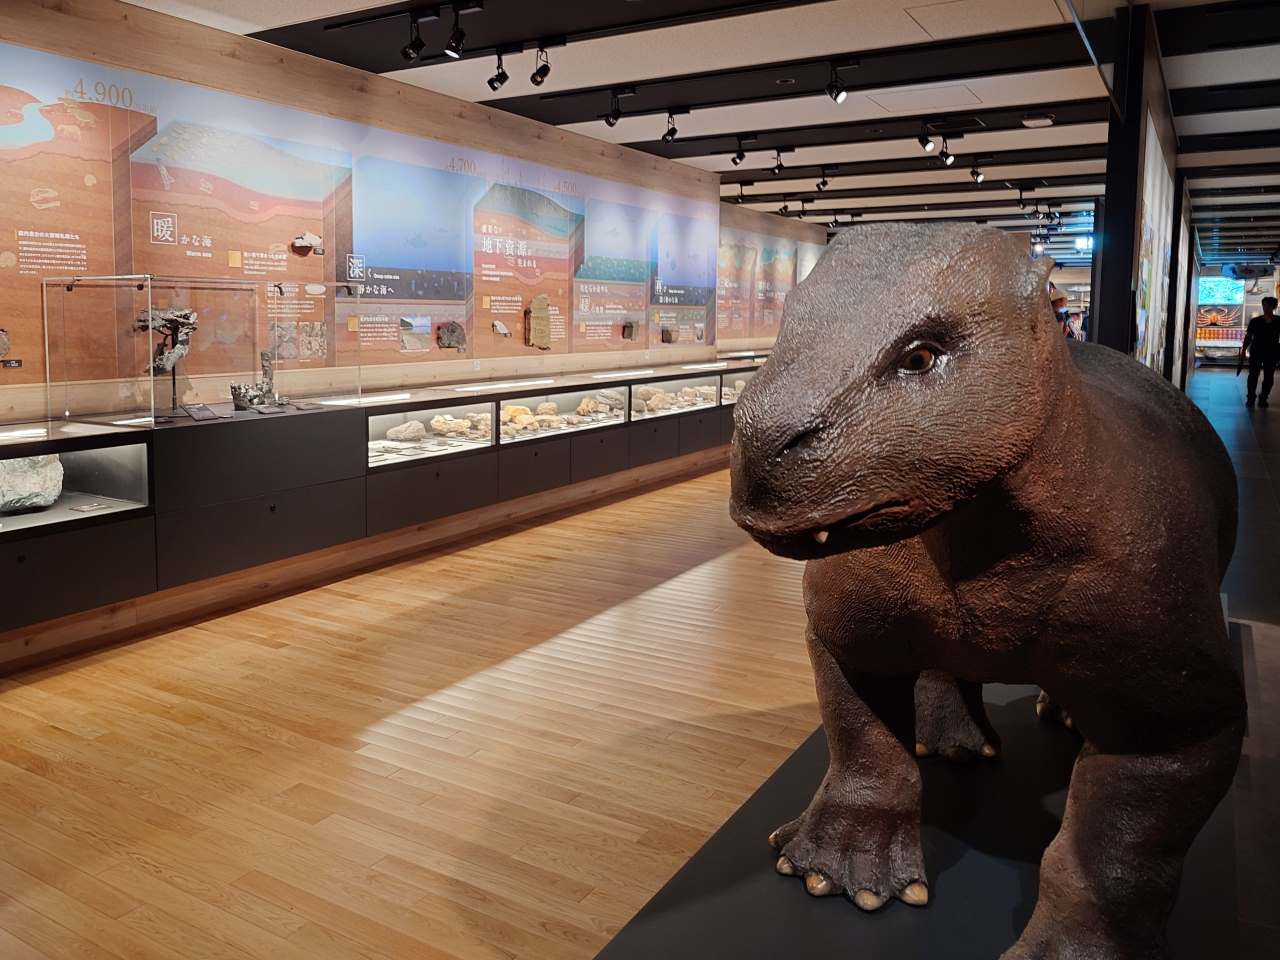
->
(0, 40), (719, 400)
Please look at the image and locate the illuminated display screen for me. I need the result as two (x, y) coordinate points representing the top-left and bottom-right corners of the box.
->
(1198, 277), (1245, 305)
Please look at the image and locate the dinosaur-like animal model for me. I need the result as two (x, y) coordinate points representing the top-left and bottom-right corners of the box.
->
(730, 223), (1244, 959)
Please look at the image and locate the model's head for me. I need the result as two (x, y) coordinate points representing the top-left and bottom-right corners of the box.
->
(1263, 296), (1277, 314)
(730, 222), (1061, 559)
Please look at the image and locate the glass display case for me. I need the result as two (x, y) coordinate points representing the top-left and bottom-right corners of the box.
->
(0, 425), (149, 536)
(497, 385), (627, 442)
(367, 403), (494, 468)
(630, 375), (720, 419)
(720, 369), (757, 405)
(42, 276), (362, 424)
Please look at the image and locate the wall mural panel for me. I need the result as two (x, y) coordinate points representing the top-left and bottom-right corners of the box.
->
(716, 224), (825, 342)
(0, 41), (719, 397)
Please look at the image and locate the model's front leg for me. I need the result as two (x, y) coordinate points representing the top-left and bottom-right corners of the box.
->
(914, 670), (1000, 760)
(772, 629), (928, 911)
(1006, 661), (1245, 959)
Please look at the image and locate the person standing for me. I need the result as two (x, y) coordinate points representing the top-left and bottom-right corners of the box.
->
(1240, 295), (1280, 407)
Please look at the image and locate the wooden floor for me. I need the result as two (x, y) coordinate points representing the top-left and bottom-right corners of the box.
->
(0, 470), (819, 960)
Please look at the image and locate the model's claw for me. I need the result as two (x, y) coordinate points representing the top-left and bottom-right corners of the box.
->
(768, 828), (783, 849)
(981, 742), (997, 758)
(1035, 698), (1047, 718)
(915, 741), (930, 757)
(775, 855), (797, 876)
(813, 529), (829, 544)
(804, 872), (834, 896)
(853, 889), (885, 911)
(901, 881), (929, 906)
(1063, 715), (1074, 730)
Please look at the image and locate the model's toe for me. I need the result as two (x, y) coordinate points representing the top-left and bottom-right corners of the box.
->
(775, 855), (796, 876)
(804, 872), (835, 896)
(900, 881), (929, 906)
(852, 889), (885, 911)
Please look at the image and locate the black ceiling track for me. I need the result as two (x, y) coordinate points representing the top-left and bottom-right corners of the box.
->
(1179, 130), (1280, 154)
(756, 193), (1097, 218)
(1191, 185), (1280, 199)
(1170, 78), (1280, 117)
(483, 24), (1097, 126)
(626, 98), (1110, 159)
(719, 142), (1107, 184)
(249, 0), (830, 74)
(1179, 160), (1280, 179)
(730, 173), (1103, 206)
(1154, 0), (1280, 58)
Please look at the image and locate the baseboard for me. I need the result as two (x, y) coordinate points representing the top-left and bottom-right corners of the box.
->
(0, 445), (729, 674)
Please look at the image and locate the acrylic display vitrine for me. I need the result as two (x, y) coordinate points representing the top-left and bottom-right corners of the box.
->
(629, 374), (720, 419)
(367, 402), (494, 468)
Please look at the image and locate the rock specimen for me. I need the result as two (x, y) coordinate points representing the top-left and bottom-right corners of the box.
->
(0, 454), (63, 513)
(437, 321), (467, 350)
(526, 294), (552, 350)
(387, 419), (428, 442)
(536, 402), (559, 416)
(597, 389), (625, 408)
(534, 414), (565, 429)
(493, 320), (512, 338)
(645, 393), (674, 412)
(137, 307), (198, 375)
(729, 222), (1245, 958)
(0, 328), (10, 358)
(230, 351), (277, 410)
(503, 405), (532, 420)
(576, 396), (599, 416)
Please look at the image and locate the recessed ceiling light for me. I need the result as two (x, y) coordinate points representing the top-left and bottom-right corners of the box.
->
(775, 78), (797, 86)
(1022, 114), (1055, 128)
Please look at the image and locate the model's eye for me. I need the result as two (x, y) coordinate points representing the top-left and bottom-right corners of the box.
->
(898, 344), (940, 374)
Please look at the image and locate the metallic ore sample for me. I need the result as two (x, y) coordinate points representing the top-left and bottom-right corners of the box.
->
(729, 223), (1244, 958)
(230, 351), (276, 410)
(0, 454), (63, 512)
(137, 308), (198, 374)
(436, 321), (467, 350)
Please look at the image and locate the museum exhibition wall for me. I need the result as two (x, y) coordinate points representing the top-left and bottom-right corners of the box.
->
(0, 0), (823, 669)
(0, 0), (815, 426)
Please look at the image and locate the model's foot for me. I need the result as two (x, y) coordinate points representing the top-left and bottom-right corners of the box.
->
(1035, 690), (1076, 731)
(769, 789), (928, 910)
(914, 671), (1000, 761)
(1261, 397), (1270, 408)
(1246, 396), (1256, 408)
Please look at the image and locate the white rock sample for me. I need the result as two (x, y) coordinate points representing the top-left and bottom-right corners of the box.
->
(0, 454), (63, 512)
(387, 419), (427, 441)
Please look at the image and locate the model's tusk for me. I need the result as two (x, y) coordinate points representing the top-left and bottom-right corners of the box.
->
(813, 530), (829, 544)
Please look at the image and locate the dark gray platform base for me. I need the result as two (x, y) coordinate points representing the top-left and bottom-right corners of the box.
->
(596, 685), (1237, 959)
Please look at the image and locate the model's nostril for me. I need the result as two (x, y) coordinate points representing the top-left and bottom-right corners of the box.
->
(781, 424), (824, 455)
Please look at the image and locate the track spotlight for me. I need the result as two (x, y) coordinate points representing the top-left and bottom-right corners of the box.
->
(731, 150), (745, 165)
(604, 94), (622, 127)
(1016, 190), (1026, 210)
(661, 113), (678, 144)
(779, 203), (790, 215)
(444, 8), (465, 59)
(401, 18), (425, 61)
(771, 151), (784, 175)
(939, 139), (955, 166)
(825, 64), (847, 105)
(487, 55), (509, 92)
(1033, 240), (1046, 255)
(970, 166), (984, 183)
(918, 133), (936, 153)
(816, 171), (829, 191)
(530, 47), (551, 86)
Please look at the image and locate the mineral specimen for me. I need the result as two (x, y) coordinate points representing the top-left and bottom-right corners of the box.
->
(514, 414), (537, 428)
(230, 351), (277, 410)
(503, 405), (532, 420)
(536, 402), (559, 416)
(0, 454), (63, 513)
(493, 320), (512, 338)
(597, 389), (625, 408)
(576, 396), (599, 416)
(534, 414), (565, 429)
(0, 328), (9, 358)
(437, 321), (467, 350)
(636, 386), (659, 402)
(388, 420), (428, 442)
(646, 393), (675, 412)
(137, 307), (198, 375)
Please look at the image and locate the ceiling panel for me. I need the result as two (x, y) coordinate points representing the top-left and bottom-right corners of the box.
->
(1162, 45), (1280, 90)
(122, 0), (391, 33)
(1176, 107), (1280, 138)
(905, 0), (1065, 39)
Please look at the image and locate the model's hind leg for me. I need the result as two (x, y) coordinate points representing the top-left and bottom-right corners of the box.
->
(1005, 663), (1244, 959)
(914, 670), (1000, 760)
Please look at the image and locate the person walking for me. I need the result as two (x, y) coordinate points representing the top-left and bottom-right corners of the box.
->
(1240, 295), (1280, 407)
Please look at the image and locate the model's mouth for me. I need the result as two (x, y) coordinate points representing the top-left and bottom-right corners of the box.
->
(740, 498), (921, 558)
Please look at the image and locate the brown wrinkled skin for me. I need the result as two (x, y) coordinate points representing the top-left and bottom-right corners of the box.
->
(731, 223), (1245, 958)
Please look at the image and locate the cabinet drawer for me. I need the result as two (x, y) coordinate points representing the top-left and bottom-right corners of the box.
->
(367, 451), (498, 535)
(498, 437), (572, 500)
(628, 418), (679, 468)
(719, 405), (736, 445)
(0, 517), (156, 632)
(678, 410), (723, 455)
(571, 428), (629, 483)
(157, 478), (365, 588)
(154, 410), (365, 511)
